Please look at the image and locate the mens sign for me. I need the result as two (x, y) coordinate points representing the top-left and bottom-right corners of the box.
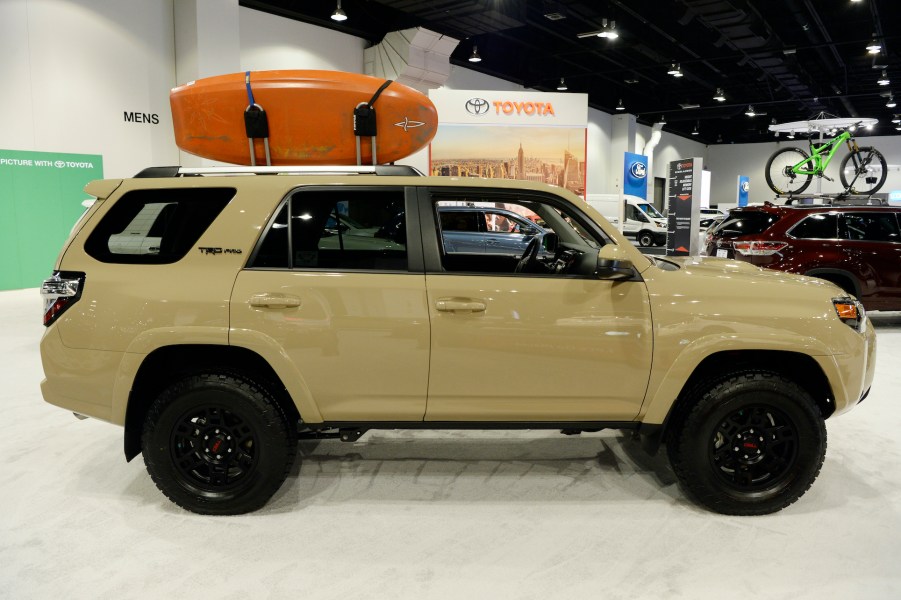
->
(431, 89), (587, 126)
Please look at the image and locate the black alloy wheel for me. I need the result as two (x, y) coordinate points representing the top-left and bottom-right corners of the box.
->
(667, 371), (826, 515)
(142, 373), (297, 515)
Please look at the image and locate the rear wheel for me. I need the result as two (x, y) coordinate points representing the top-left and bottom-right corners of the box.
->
(840, 147), (887, 195)
(142, 372), (297, 515)
(667, 371), (826, 515)
(765, 148), (813, 195)
(638, 230), (655, 247)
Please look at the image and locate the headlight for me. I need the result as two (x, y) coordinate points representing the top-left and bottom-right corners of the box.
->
(833, 297), (866, 332)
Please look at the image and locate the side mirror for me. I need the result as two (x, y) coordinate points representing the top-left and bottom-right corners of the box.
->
(596, 244), (634, 280)
(542, 231), (559, 253)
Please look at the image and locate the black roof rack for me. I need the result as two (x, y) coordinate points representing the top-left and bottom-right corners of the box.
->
(774, 193), (888, 207)
(133, 165), (424, 178)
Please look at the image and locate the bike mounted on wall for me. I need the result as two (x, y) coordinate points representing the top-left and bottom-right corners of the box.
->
(765, 116), (887, 197)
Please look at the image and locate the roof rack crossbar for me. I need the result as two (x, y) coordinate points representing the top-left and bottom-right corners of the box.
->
(134, 165), (423, 178)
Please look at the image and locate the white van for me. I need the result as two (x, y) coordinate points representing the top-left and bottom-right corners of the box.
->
(587, 194), (667, 247)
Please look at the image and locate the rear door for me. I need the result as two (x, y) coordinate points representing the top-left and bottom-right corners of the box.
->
(838, 211), (901, 307)
(230, 186), (430, 421)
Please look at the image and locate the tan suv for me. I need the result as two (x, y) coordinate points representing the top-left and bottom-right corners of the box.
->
(40, 165), (876, 516)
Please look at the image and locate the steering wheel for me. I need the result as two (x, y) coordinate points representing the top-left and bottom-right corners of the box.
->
(514, 235), (543, 273)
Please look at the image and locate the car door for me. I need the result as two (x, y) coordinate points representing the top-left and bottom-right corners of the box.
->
(230, 186), (430, 421)
(838, 211), (901, 308)
(420, 188), (653, 422)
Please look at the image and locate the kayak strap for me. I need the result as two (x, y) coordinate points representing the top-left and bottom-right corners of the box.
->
(354, 79), (393, 166)
(243, 72), (271, 166)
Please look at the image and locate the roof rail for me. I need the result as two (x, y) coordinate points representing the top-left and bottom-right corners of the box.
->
(776, 193), (888, 207)
(134, 165), (423, 178)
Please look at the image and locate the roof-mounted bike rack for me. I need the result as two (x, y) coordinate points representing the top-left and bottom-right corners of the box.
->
(773, 193), (888, 206)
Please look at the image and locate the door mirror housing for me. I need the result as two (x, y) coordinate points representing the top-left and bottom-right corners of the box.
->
(596, 244), (634, 280)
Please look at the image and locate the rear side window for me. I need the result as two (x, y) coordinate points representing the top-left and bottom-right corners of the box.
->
(440, 211), (482, 232)
(249, 189), (408, 271)
(789, 213), (838, 239)
(713, 211), (780, 238)
(841, 212), (901, 242)
(84, 188), (234, 264)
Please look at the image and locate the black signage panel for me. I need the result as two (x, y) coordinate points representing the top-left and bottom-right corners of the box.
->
(666, 158), (696, 256)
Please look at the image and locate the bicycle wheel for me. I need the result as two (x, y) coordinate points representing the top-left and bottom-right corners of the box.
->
(765, 147), (813, 195)
(839, 147), (887, 195)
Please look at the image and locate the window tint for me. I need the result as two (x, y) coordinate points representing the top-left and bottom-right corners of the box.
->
(713, 211), (780, 238)
(250, 189), (408, 271)
(85, 188), (234, 264)
(789, 213), (838, 239)
(841, 212), (901, 242)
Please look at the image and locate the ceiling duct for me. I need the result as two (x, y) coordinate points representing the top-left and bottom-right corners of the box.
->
(364, 27), (460, 92)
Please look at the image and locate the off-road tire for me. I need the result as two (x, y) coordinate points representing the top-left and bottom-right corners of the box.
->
(667, 371), (826, 515)
(142, 372), (297, 515)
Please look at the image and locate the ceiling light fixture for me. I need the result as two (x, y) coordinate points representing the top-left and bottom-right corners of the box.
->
(691, 122), (699, 136)
(557, 78), (568, 91)
(788, 131), (795, 139)
(888, 94), (897, 108)
(716, 134), (723, 143)
(658, 115), (666, 125)
(468, 46), (481, 63)
(667, 63), (683, 77)
(713, 88), (726, 102)
(878, 70), (890, 86)
(330, 0), (347, 21)
(745, 105), (757, 117)
(891, 114), (901, 124)
(597, 18), (618, 39)
(866, 39), (881, 54)
(615, 99), (625, 111)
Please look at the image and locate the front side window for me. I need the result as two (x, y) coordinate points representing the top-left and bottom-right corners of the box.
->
(789, 213), (838, 239)
(434, 196), (605, 277)
(840, 212), (900, 243)
(626, 204), (648, 222)
(84, 187), (234, 264)
(250, 189), (408, 271)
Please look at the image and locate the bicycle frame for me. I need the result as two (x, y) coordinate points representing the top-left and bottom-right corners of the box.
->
(791, 131), (856, 176)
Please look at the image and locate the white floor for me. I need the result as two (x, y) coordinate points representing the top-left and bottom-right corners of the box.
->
(2, 287), (900, 599)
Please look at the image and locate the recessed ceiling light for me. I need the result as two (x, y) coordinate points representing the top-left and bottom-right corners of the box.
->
(713, 88), (726, 102)
(331, 0), (347, 21)
(468, 46), (481, 63)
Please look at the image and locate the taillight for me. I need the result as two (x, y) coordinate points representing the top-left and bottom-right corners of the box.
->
(41, 272), (85, 326)
(732, 240), (788, 256)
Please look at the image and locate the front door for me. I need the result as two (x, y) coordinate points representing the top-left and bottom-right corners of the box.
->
(421, 189), (653, 422)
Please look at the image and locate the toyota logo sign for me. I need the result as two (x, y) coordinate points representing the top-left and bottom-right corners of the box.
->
(465, 98), (490, 115)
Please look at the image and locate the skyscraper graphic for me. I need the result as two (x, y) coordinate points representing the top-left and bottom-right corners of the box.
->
(517, 142), (525, 180)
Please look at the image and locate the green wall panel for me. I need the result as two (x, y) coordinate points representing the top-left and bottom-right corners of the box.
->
(0, 150), (103, 290)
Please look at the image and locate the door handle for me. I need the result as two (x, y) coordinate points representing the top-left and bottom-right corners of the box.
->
(436, 297), (487, 313)
(249, 293), (301, 309)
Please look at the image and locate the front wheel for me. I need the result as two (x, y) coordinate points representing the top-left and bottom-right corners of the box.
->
(667, 371), (826, 515)
(141, 373), (297, 515)
(765, 148), (813, 195)
(840, 147), (887, 195)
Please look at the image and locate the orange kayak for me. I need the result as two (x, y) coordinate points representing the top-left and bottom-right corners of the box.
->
(170, 70), (437, 165)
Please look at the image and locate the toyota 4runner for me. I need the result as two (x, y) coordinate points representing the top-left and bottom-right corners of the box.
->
(40, 165), (876, 515)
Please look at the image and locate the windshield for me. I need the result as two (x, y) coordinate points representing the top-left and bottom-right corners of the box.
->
(638, 203), (665, 219)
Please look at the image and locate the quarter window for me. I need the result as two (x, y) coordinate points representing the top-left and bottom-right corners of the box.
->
(789, 214), (838, 239)
(84, 188), (234, 264)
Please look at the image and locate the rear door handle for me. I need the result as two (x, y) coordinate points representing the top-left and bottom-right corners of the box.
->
(435, 297), (486, 313)
(249, 293), (301, 309)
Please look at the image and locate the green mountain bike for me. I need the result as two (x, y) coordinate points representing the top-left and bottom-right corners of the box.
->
(764, 126), (887, 195)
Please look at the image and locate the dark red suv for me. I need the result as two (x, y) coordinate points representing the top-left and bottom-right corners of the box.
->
(706, 202), (901, 310)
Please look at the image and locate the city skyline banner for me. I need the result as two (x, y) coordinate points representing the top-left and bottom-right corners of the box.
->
(428, 89), (589, 198)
